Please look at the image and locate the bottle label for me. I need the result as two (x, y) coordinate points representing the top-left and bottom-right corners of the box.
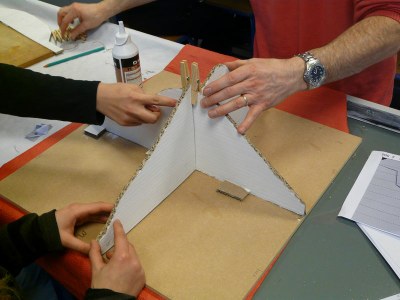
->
(113, 54), (142, 85)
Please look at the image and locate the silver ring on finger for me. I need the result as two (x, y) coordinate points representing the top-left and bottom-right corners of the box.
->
(241, 94), (249, 107)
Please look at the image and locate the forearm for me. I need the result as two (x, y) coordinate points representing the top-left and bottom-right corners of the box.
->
(0, 211), (63, 276)
(98, 0), (156, 20)
(312, 16), (400, 84)
(0, 63), (104, 124)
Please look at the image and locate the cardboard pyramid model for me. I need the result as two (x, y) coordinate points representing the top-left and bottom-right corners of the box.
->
(99, 64), (305, 252)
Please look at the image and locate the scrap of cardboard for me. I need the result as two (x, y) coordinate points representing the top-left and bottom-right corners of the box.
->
(99, 64), (305, 252)
(217, 180), (250, 201)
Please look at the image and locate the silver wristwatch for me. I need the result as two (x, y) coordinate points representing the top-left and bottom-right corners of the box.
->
(296, 52), (326, 89)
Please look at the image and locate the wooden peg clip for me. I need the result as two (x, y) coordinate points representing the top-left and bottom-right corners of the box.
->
(180, 60), (190, 90)
(191, 62), (200, 105)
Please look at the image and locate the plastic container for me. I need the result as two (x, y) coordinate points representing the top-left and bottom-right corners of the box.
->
(112, 21), (142, 85)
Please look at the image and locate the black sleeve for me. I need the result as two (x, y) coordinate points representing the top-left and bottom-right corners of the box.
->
(0, 63), (104, 125)
(0, 210), (63, 276)
(85, 288), (136, 300)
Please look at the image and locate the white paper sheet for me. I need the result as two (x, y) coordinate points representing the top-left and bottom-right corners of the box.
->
(359, 223), (400, 279)
(339, 151), (400, 279)
(339, 151), (400, 237)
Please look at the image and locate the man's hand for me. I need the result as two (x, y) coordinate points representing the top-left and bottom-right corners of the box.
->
(201, 57), (306, 134)
(89, 220), (145, 297)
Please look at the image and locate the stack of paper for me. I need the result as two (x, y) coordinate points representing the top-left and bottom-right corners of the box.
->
(339, 151), (400, 277)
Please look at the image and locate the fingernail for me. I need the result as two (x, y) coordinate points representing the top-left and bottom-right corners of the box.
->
(203, 87), (211, 96)
(237, 126), (245, 135)
(208, 110), (216, 118)
(201, 99), (207, 108)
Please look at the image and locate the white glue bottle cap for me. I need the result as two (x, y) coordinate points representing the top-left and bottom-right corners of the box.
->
(112, 21), (139, 60)
(115, 21), (129, 46)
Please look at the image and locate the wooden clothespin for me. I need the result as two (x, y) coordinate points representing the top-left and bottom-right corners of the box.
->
(191, 62), (200, 105)
(180, 60), (190, 90)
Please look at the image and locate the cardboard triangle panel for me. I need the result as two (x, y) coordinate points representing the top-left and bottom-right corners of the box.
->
(99, 88), (196, 251)
(194, 65), (305, 214)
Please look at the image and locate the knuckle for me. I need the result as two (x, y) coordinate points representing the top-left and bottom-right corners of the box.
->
(226, 72), (237, 85)
(119, 115), (133, 126)
(130, 260), (143, 273)
(224, 86), (235, 98)
(148, 115), (158, 124)
(234, 98), (243, 110)
(213, 106), (223, 116)
(152, 98), (160, 106)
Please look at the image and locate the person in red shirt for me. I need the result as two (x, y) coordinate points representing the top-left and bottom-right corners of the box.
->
(202, 0), (400, 134)
(58, 0), (400, 134)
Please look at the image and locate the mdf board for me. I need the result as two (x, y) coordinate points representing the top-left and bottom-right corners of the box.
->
(0, 22), (54, 67)
(0, 72), (362, 299)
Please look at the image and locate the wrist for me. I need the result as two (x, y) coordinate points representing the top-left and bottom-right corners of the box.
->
(289, 57), (308, 92)
(98, 0), (119, 20)
(96, 82), (108, 115)
(296, 52), (327, 90)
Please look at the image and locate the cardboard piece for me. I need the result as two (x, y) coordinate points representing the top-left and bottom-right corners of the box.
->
(217, 180), (250, 201)
(102, 71), (182, 149)
(99, 65), (305, 251)
(99, 87), (196, 251)
(0, 69), (362, 299)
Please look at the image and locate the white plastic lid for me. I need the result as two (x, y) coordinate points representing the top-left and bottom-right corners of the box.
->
(115, 21), (129, 45)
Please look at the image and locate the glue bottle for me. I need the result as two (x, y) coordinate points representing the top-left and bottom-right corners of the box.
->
(112, 21), (142, 85)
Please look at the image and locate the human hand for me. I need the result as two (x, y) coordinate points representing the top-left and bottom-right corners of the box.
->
(57, 2), (108, 39)
(89, 220), (145, 297)
(96, 82), (177, 126)
(201, 57), (307, 134)
(55, 202), (114, 254)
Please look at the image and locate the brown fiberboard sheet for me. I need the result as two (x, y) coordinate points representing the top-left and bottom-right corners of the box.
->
(0, 71), (361, 299)
(0, 22), (54, 68)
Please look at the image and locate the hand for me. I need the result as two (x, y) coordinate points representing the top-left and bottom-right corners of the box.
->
(55, 202), (114, 254)
(96, 82), (177, 126)
(89, 220), (145, 297)
(57, 2), (107, 39)
(201, 57), (307, 134)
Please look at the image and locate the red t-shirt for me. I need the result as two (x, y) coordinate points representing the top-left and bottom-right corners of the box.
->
(249, 0), (400, 106)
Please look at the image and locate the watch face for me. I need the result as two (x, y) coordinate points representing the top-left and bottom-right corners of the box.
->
(310, 65), (325, 85)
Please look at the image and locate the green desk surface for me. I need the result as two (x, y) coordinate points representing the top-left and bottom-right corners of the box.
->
(254, 118), (400, 300)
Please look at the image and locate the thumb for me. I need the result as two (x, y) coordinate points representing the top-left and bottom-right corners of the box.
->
(89, 240), (105, 270)
(70, 24), (86, 40)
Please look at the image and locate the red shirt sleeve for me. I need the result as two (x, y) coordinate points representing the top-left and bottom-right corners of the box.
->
(354, 0), (400, 22)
